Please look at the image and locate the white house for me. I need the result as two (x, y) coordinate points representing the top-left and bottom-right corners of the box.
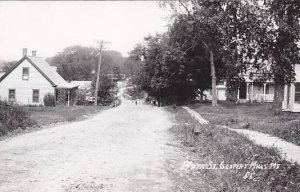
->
(282, 63), (300, 112)
(0, 49), (78, 106)
(204, 81), (227, 101)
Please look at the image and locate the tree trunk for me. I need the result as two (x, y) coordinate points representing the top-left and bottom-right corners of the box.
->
(209, 50), (218, 107)
(272, 83), (284, 114)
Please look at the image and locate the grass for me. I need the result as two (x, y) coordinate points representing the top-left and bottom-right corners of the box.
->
(26, 105), (105, 126)
(189, 102), (300, 146)
(168, 106), (300, 191)
(0, 104), (105, 140)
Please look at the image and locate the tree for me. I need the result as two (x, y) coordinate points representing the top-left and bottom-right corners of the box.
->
(168, 15), (217, 101)
(165, 0), (284, 105)
(91, 74), (117, 105)
(2, 61), (17, 72)
(264, 0), (300, 113)
(164, 0), (255, 106)
(47, 46), (124, 81)
(47, 46), (98, 81)
(130, 32), (208, 105)
(175, 0), (226, 107)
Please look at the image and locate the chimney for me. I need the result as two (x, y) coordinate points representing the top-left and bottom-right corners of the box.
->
(22, 48), (27, 56)
(32, 50), (37, 57)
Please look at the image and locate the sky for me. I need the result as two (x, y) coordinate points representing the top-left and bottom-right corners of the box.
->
(0, 1), (171, 61)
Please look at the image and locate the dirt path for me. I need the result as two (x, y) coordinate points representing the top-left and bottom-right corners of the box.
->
(183, 106), (300, 165)
(0, 84), (177, 192)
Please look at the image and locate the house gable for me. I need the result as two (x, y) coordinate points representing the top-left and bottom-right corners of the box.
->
(0, 58), (55, 105)
(0, 56), (56, 86)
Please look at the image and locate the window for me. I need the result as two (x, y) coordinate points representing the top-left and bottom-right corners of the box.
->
(266, 84), (270, 94)
(247, 84), (251, 94)
(295, 83), (300, 104)
(22, 67), (29, 80)
(32, 89), (39, 103)
(8, 89), (15, 102)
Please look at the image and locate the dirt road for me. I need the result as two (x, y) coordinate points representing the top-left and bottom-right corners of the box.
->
(0, 85), (177, 192)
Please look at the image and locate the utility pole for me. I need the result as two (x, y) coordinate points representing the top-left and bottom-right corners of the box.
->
(94, 40), (110, 106)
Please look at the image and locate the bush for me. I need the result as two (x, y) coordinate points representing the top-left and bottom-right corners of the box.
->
(126, 87), (145, 100)
(92, 75), (118, 106)
(43, 93), (56, 107)
(0, 100), (35, 136)
(76, 90), (89, 105)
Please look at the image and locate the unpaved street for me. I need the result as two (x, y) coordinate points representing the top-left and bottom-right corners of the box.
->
(0, 86), (177, 192)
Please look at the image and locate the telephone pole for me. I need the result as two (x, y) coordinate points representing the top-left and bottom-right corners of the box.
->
(94, 40), (110, 106)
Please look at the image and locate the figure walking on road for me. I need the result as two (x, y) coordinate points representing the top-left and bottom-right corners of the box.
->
(135, 101), (137, 106)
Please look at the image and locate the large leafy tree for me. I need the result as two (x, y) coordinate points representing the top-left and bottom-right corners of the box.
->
(165, 0), (297, 108)
(168, 14), (218, 100)
(163, 0), (265, 106)
(130, 33), (200, 106)
(47, 46), (124, 81)
(176, 0), (226, 106)
(264, 0), (300, 113)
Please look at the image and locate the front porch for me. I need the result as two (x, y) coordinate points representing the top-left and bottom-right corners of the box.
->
(237, 82), (274, 103)
(55, 84), (79, 106)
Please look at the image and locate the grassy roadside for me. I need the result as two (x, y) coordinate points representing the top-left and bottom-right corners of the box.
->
(1, 105), (105, 139)
(189, 102), (300, 146)
(168, 106), (300, 191)
(27, 105), (105, 126)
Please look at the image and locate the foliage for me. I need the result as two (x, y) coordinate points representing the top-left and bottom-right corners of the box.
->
(133, 34), (203, 105)
(1, 61), (17, 72)
(123, 53), (144, 78)
(0, 100), (35, 135)
(47, 45), (124, 81)
(76, 90), (89, 106)
(263, 0), (300, 112)
(158, 0), (300, 110)
(92, 74), (117, 106)
(131, 0), (277, 106)
(43, 93), (56, 107)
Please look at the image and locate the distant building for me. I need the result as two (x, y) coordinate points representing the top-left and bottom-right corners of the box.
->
(204, 81), (227, 101)
(0, 49), (78, 106)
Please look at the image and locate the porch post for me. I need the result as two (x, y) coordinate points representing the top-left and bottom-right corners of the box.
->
(246, 83), (249, 101)
(283, 85), (288, 109)
(291, 84), (295, 111)
(250, 83), (254, 103)
(263, 83), (267, 102)
(67, 90), (70, 107)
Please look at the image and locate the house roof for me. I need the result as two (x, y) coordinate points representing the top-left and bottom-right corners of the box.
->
(0, 55), (78, 89)
(71, 81), (92, 89)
